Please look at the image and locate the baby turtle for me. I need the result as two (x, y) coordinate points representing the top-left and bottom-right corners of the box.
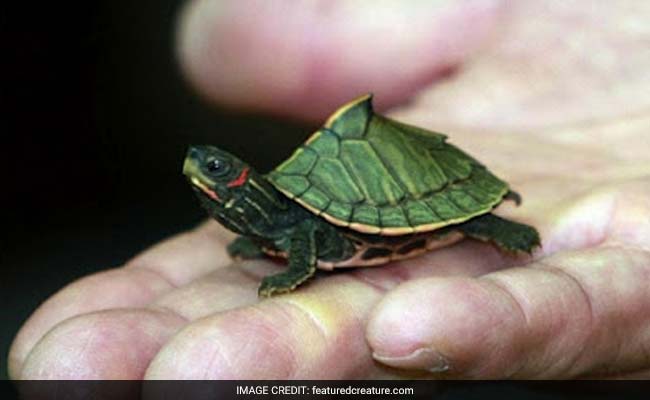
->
(183, 94), (540, 296)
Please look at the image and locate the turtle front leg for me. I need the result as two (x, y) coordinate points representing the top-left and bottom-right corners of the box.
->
(227, 236), (265, 260)
(457, 213), (541, 254)
(258, 221), (318, 297)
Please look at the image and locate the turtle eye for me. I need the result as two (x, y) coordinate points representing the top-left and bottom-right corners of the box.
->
(205, 158), (230, 177)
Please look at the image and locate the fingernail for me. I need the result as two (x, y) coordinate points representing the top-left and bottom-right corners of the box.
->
(373, 348), (450, 373)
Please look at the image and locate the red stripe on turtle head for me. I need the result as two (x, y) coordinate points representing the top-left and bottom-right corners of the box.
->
(227, 167), (250, 188)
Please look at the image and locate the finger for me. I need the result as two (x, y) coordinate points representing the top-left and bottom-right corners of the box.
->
(13, 259), (278, 379)
(145, 275), (386, 379)
(177, 0), (506, 120)
(9, 268), (173, 379)
(367, 246), (650, 378)
(8, 221), (232, 378)
(143, 238), (531, 379)
(19, 309), (185, 379)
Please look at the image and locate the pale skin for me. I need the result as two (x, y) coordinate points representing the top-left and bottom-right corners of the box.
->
(9, 0), (650, 379)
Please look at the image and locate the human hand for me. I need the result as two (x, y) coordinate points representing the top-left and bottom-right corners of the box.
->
(10, 0), (650, 379)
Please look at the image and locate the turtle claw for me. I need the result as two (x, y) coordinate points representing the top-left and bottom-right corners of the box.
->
(258, 266), (316, 297)
(258, 277), (295, 297)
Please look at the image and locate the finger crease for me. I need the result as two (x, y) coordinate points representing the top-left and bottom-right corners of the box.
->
(146, 304), (190, 324)
(348, 272), (394, 293)
(278, 299), (329, 343)
(479, 276), (531, 378)
(481, 277), (531, 329)
(537, 262), (595, 331)
(536, 261), (596, 376)
(125, 262), (179, 290)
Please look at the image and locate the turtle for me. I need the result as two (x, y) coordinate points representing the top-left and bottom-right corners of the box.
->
(183, 94), (540, 297)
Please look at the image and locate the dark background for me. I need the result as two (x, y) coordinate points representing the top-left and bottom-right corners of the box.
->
(1, 0), (307, 380)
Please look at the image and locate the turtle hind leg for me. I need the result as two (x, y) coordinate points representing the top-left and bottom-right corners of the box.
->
(258, 221), (318, 297)
(457, 213), (540, 254)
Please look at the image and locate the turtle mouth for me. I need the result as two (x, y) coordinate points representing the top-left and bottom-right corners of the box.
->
(183, 155), (223, 203)
(189, 176), (222, 202)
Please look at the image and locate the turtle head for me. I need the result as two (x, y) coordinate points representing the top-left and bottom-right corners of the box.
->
(183, 145), (287, 236)
(183, 145), (292, 236)
(183, 145), (252, 205)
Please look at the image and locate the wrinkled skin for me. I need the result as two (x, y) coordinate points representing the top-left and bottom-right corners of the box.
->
(9, 0), (650, 379)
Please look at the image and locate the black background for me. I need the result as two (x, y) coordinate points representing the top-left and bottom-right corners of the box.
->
(1, 0), (307, 380)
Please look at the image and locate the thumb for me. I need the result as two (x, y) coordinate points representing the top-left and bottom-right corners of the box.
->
(177, 0), (507, 120)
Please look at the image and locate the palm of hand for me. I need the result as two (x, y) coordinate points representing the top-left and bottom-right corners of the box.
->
(9, 0), (650, 379)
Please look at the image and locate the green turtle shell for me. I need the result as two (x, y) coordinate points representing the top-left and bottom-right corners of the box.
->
(267, 94), (510, 235)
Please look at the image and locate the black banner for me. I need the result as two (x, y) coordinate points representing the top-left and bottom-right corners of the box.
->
(5, 380), (650, 400)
